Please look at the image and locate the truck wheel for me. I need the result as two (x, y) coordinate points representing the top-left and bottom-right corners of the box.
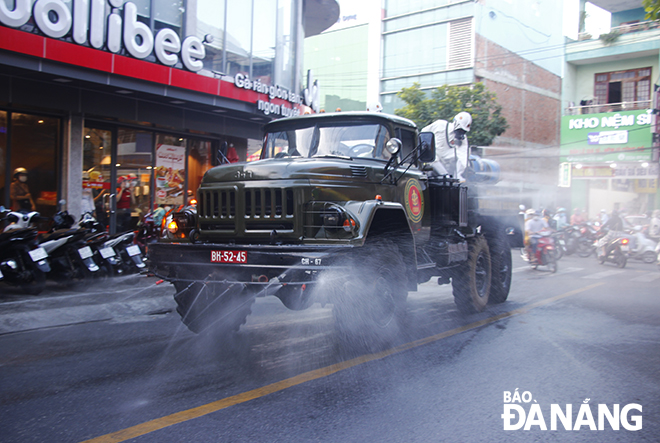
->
(488, 236), (512, 304)
(333, 239), (408, 344)
(173, 281), (256, 335)
(453, 235), (491, 314)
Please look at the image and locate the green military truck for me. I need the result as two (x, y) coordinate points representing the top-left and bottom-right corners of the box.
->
(149, 112), (523, 339)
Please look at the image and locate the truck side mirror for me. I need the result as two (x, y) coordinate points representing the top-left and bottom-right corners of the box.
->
(418, 132), (435, 163)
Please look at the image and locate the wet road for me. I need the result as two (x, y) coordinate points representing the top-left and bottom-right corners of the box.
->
(1, 253), (659, 442)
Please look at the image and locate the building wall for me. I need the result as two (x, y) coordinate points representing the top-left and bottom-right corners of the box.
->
(474, 34), (562, 205)
(474, 0), (564, 78)
(380, 0), (476, 113)
(304, 25), (370, 111)
(611, 8), (646, 27)
(475, 35), (561, 144)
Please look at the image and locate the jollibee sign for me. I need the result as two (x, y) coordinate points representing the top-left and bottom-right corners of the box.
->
(0, 0), (205, 72)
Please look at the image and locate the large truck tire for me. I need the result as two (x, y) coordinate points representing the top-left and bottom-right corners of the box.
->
(173, 280), (256, 335)
(333, 238), (408, 345)
(453, 235), (491, 314)
(488, 235), (512, 304)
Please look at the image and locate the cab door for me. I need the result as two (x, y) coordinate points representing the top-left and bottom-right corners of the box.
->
(393, 127), (430, 242)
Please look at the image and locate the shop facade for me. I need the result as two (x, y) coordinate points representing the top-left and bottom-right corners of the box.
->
(560, 108), (659, 219)
(0, 0), (338, 232)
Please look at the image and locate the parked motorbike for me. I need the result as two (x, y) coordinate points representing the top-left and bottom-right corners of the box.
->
(39, 210), (101, 284)
(626, 226), (658, 264)
(104, 230), (146, 274)
(77, 212), (146, 276)
(596, 232), (628, 268)
(521, 229), (557, 273)
(0, 210), (50, 295)
(2, 210), (42, 232)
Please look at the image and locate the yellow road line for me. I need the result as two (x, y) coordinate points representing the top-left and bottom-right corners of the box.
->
(82, 282), (604, 443)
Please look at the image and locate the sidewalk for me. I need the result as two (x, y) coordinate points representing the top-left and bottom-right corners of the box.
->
(0, 275), (176, 335)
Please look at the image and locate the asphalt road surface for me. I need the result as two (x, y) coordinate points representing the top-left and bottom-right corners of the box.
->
(1, 253), (659, 442)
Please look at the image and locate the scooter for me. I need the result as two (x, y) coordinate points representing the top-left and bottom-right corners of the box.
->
(103, 231), (146, 275)
(0, 223), (50, 295)
(521, 229), (557, 273)
(596, 233), (628, 268)
(39, 210), (101, 284)
(627, 226), (658, 264)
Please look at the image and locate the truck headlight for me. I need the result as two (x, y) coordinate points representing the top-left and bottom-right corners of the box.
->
(322, 207), (342, 227)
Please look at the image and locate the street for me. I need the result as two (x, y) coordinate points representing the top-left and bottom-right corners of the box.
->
(1, 253), (659, 443)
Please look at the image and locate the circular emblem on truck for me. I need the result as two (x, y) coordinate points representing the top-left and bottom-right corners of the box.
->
(404, 178), (424, 223)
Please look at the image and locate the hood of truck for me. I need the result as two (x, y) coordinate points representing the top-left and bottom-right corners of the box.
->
(202, 158), (383, 183)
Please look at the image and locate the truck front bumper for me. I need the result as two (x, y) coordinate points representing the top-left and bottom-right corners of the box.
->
(148, 242), (354, 286)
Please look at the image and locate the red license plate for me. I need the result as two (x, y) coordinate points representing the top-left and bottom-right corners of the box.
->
(211, 250), (247, 263)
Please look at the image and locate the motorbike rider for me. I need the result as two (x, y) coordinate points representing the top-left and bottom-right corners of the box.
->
(597, 209), (624, 259)
(553, 207), (568, 230)
(10, 167), (36, 212)
(421, 112), (472, 180)
(525, 210), (549, 262)
(570, 208), (585, 225)
(649, 209), (660, 241)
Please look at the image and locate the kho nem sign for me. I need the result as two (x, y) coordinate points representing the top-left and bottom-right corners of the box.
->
(560, 109), (653, 162)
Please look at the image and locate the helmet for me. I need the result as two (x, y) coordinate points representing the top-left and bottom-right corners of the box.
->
(557, 207), (566, 213)
(367, 101), (383, 112)
(13, 167), (27, 177)
(600, 209), (607, 213)
(525, 208), (536, 216)
(452, 112), (472, 132)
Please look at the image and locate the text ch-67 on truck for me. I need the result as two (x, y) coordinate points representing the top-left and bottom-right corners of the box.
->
(149, 112), (523, 340)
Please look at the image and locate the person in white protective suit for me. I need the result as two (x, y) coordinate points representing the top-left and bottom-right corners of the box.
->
(421, 111), (472, 180)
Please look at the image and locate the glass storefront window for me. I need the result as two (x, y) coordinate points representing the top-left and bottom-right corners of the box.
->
(226, 0), (253, 76)
(154, 134), (187, 208)
(133, 0), (183, 34)
(197, 0), (226, 74)
(188, 139), (213, 200)
(253, 0), (277, 84)
(117, 129), (153, 232)
(0, 111), (6, 210)
(83, 128), (112, 229)
(10, 113), (59, 218)
(275, 0), (296, 89)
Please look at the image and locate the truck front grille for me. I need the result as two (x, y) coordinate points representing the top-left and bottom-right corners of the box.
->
(199, 189), (236, 218)
(245, 188), (294, 218)
(199, 187), (297, 237)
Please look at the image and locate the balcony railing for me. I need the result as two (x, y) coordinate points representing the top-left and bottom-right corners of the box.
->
(577, 19), (660, 41)
(564, 100), (651, 115)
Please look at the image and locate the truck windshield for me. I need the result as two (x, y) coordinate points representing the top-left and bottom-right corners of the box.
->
(263, 123), (393, 161)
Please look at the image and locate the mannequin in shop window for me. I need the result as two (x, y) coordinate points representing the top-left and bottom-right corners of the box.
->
(117, 176), (136, 232)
